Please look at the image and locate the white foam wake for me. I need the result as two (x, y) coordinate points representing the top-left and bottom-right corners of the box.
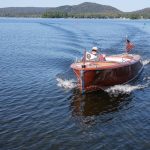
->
(143, 59), (150, 66)
(143, 76), (150, 81)
(56, 78), (77, 89)
(105, 84), (146, 94)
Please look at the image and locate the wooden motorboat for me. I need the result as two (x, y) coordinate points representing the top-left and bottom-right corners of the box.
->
(71, 53), (143, 93)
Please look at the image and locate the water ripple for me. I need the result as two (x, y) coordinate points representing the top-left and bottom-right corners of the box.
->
(0, 18), (150, 150)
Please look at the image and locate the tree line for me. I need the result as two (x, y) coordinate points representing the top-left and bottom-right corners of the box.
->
(0, 10), (149, 19)
(42, 11), (150, 19)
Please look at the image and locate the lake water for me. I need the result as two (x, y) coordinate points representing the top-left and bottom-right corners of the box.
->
(0, 18), (150, 149)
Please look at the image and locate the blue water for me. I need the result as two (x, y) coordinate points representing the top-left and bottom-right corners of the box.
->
(0, 18), (150, 150)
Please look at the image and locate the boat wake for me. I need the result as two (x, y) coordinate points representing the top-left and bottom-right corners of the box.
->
(105, 82), (149, 95)
(56, 78), (149, 93)
(143, 59), (150, 66)
(144, 76), (150, 80)
(56, 78), (77, 89)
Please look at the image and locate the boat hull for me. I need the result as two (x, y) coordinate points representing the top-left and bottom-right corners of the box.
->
(71, 54), (143, 92)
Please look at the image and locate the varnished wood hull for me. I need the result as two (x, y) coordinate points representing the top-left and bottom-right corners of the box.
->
(71, 54), (143, 93)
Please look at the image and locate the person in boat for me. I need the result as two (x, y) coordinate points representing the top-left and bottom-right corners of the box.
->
(91, 47), (106, 61)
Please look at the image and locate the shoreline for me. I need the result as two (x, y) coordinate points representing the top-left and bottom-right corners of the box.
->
(0, 17), (150, 20)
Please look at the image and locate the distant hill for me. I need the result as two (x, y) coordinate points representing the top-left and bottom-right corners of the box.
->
(0, 2), (149, 19)
(0, 2), (121, 17)
(0, 7), (49, 17)
(133, 8), (150, 14)
(124, 8), (150, 19)
(49, 2), (122, 14)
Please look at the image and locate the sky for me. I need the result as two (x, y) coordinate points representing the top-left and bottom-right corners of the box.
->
(0, 0), (150, 12)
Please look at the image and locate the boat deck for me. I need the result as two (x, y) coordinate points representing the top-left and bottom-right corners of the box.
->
(71, 54), (141, 70)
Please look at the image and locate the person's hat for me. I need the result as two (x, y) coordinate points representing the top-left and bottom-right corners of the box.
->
(92, 47), (98, 51)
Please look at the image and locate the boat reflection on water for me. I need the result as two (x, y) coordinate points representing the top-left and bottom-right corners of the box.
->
(70, 90), (132, 125)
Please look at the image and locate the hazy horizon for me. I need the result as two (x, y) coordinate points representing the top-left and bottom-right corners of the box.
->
(0, 0), (150, 12)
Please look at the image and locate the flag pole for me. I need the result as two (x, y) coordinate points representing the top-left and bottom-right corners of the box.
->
(82, 49), (86, 68)
(125, 35), (128, 54)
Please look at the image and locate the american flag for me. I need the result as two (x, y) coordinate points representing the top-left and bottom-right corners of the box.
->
(126, 39), (135, 53)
